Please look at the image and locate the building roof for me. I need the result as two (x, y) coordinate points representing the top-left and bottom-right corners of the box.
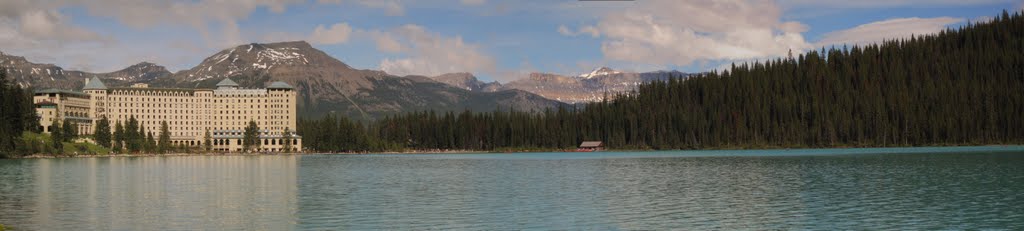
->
(216, 78), (240, 87)
(266, 81), (294, 89)
(109, 87), (196, 93)
(82, 77), (107, 90)
(579, 141), (603, 148)
(35, 88), (89, 97)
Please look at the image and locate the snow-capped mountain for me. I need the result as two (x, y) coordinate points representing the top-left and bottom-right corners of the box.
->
(155, 41), (562, 119)
(427, 68), (692, 104)
(103, 62), (171, 82)
(0, 51), (170, 89)
(578, 67), (622, 79)
(173, 41), (331, 83)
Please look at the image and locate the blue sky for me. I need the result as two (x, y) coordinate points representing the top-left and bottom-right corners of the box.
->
(1, 0), (1021, 82)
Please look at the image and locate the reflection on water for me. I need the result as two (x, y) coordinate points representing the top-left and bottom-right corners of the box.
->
(0, 156), (298, 230)
(296, 148), (1024, 230)
(1, 147), (1023, 229)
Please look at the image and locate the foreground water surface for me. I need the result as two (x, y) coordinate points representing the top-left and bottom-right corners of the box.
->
(1, 146), (1022, 229)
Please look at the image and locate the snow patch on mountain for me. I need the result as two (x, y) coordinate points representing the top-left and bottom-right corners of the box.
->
(578, 67), (621, 79)
(176, 42), (328, 83)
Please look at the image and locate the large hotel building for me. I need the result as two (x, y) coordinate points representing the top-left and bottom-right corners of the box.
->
(33, 77), (302, 152)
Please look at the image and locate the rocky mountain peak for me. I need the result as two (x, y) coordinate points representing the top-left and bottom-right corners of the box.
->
(0, 51), (80, 88)
(174, 40), (357, 83)
(431, 72), (502, 92)
(578, 67), (621, 79)
(434, 72), (474, 80)
(105, 62), (171, 82)
(128, 62), (159, 68)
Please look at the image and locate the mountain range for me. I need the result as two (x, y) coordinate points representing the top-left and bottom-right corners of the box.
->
(1, 41), (689, 119)
(425, 67), (691, 104)
(0, 51), (171, 90)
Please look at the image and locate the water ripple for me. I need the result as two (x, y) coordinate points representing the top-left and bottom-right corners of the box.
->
(1, 149), (1023, 229)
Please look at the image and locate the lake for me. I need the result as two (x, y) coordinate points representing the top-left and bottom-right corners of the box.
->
(1, 146), (1023, 229)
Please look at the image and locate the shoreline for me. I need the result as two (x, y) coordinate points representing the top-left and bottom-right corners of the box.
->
(12, 149), (509, 159)
(8, 144), (1023, 159)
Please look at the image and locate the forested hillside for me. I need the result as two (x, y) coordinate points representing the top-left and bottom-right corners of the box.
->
(307, 10), (1023, 152)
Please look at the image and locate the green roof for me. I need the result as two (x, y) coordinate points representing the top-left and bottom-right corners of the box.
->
(216, 78), (239, 87)
(82, 77), (107, 90)
(109, 87), (197, 93)
(35, 88), (89, 97)
(267, 81), (294, 89)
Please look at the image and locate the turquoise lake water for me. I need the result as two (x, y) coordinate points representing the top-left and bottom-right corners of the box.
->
(1, 146), (1022, 229)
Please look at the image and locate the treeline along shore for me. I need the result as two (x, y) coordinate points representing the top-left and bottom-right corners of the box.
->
(3, 10), (1024, 157)
(299, 10), (1024, 153)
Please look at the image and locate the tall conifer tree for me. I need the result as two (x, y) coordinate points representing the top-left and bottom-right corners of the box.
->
(94, 116), (111, 148)
(158, 121), (170, 153)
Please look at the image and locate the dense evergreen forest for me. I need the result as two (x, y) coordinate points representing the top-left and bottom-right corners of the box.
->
(5, 10), (1022, 154)
(0, 70), (41, 156)
(300, 10), (1024, 152)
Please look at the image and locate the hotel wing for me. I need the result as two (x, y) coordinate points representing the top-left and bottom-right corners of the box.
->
(33, 77), (302, 152)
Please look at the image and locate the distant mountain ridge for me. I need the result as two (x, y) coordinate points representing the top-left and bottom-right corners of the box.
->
(0, 51), (171, 89)
(427, 67), (692, 104)
(578, 67), (622, 79)
(105, 62), (172, 82)
(430, 72), (503, 92)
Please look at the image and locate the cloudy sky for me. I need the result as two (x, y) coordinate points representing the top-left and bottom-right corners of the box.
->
(1, 0), (1020, 82)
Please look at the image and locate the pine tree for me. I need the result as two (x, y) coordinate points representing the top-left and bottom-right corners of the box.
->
(145, 131), (156, 153)
(282, 127), (293, 153)
(158, 120), (170, 153)
(94, 116), (111, 148)
(62, 120), (76, 142)
(126, 116), (141, 152)
(0, 68), (39, 154)
(203, 128), (212, 152)
(139, 124), (148, 152)
(243, 120), (260, 152)
(113, 121), (124, 152)
(50, 119), (63, 154)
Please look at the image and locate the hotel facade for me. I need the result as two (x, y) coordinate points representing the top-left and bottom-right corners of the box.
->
(33, 77), (302, 152)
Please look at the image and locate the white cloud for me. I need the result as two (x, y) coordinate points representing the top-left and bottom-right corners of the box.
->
(74, 0), (304, 48)
(557, 25), (572, 36)
(817, 17), (963, 47)
(558, 25), (599, 37)
(0, 5), (120, 71)
(0, 0), (305, 71)
(578, 26), (600, 37)
(577, 0), (812, 67)
(370, 31), (404, 53)
(19, 11), (93, 40)
(779, 21), (809, 33)
(309, 23), (353, 45)
(779, 0), (1013, 8)
(0, 6), (110, 45)
(373, 24), (496, 76)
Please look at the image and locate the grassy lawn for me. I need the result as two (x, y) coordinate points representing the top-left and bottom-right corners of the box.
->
(62, 141), (112, 156)
(19, 132), (111, 156)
